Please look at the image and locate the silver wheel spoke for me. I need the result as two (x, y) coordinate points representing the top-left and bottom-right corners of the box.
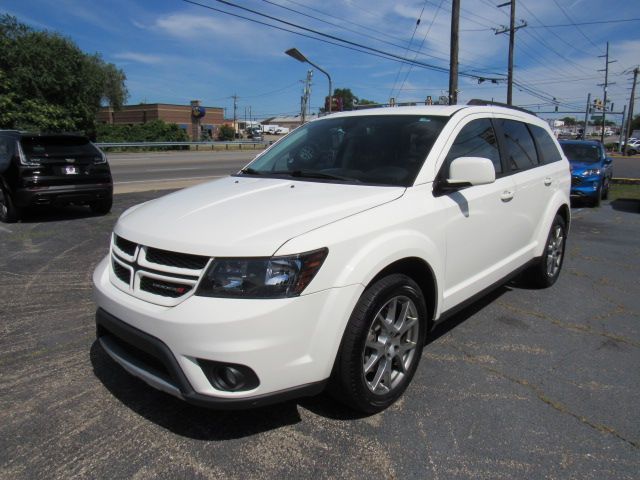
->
(362, 294), (421, 395)
(364, 352), (382, 374)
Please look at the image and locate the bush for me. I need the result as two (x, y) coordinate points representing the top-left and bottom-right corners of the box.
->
(218, 124), (235, 141)
(96, 120), (189, 149)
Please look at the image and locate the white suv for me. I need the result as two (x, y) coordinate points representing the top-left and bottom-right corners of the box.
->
(93, 105), (570, 413)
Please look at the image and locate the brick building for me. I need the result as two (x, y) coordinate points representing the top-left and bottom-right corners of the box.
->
(97, 100), (224, 140)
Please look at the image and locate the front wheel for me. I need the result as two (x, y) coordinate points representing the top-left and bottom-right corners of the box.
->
(601, 178), (610, 200)
(523, 214), (567, 288)
(330, 274), (427, 413)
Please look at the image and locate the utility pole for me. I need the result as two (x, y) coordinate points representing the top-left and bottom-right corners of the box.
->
(618, 105), (626, 153)
(300, 69), (312, 125)
(583, 93), (591, 139)
(598, 42), (616, 144)
(623, 67), (638, 156)
(448, 0), (459, 105)
(496, 1), (526, 105)
(231, 94), (238, 137)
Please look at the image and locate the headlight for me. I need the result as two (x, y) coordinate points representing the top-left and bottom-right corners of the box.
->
(196, 248), (328, 299)
(582, 168), (601, 176)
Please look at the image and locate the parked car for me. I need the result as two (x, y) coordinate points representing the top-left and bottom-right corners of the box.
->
(93, 104), (570, 413)
(0, 131), (113, 223)
(560, 140), (613, 207)
(625, 139), (640, 155)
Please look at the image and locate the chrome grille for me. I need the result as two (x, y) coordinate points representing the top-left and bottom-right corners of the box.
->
(112, 259), (131, 285)
(115, 235), (137, 256)
(109, 236), (209, 306)
(146, 247), (209, 270)
(140, 277), (193, 298)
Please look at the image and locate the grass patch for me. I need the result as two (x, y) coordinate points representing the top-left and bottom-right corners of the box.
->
(609, 183), (640, 201)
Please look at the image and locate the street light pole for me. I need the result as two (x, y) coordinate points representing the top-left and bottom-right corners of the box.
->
(285, 48), (333, 113)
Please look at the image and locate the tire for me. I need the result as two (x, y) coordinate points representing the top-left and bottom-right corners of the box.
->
(0, 184), (20, 223)
(524, 214), (567, 288)
(590, 184), (602, 207)
(602, 178), (609, 200)
(90, 196), (112, 215)
(330, 274), (427, 414)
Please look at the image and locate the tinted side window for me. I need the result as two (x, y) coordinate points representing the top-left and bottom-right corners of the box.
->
(0, 138), (11, 173)
(443, 119), (502, 176)
(498, 119), (538, 171)
(530, 125), (562, 164)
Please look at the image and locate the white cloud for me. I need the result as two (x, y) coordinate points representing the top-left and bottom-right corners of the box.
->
(113, 52), (166, 65)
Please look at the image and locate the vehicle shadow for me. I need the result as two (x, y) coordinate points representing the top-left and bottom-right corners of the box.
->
(90, 341), (360, 439)
(610, 198), (640, 213)
(18, 205), (109, 223)
(90, 286), (513, 435)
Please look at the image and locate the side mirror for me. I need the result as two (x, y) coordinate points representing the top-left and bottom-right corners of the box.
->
(604, 157), (613, 165)
(447, 156), (496, 187)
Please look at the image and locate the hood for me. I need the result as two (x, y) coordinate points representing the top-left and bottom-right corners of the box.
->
(569, 160), (601, 172)
(115, 176), (405, 256)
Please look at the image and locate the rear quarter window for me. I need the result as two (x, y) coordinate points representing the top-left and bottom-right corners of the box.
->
(530, 125), (562, 164)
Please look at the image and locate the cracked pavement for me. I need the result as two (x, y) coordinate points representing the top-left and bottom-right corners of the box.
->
(0, 192), (639, 479)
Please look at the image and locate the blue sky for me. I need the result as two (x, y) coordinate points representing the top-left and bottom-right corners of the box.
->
(3, 0), (639, 122)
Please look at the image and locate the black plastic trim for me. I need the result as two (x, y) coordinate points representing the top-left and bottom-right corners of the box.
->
(95, 308), (328, 409)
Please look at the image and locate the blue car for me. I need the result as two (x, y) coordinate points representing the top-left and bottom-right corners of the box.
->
(559, 140), (613, 207)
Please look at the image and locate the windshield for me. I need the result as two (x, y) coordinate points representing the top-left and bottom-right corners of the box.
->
(560, 143), (602, 164)
(20, 136), (99, 158)
(242, 114), (448, 186)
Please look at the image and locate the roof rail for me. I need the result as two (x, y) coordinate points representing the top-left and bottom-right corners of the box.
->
(466, 99), (537, 116)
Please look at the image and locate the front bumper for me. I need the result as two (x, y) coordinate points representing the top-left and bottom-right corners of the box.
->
(570, 176), (601, 199)
(92, 256), (363, 407)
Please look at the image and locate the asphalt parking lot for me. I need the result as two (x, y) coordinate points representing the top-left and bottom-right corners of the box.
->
(1, 190), (639, 479)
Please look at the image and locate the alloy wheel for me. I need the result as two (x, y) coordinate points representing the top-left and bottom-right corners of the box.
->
(546, 224), (564, 278)
(362, 295), (420, 395)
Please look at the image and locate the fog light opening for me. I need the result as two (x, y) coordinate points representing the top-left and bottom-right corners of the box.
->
(198, 359), (260, 392)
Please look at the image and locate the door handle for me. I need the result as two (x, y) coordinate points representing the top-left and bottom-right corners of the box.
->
(500, 190), (514, 201)
(544, 177), (552, 186)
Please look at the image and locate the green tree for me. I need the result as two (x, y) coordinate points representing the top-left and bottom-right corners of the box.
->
(0, 14), (128, 135)
(218, 124), (235, 141)
(631, 114), (640, 131)
(560, 116), (577, 126)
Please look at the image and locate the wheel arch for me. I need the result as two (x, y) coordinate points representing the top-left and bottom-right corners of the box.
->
(367, 257), (438, 329)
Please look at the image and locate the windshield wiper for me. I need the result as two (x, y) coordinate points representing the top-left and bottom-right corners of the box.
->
(240, 167), (262, 175)
(270, 169), (359, 182)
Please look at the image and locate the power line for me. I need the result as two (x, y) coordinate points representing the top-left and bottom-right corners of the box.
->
(389, 0), (429, 99)
(182, 0), (503, 82)
(550, 0), (603, 53)
(394, 0), (446, 100)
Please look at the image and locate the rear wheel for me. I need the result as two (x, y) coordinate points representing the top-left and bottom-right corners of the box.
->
(524, 214), (566, 288)
(0, 184), (20, 223)
(89, 196), (112, 215)
(330, 274), (427, 413)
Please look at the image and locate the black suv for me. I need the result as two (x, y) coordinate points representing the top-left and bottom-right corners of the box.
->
(0, 131), (113, 222)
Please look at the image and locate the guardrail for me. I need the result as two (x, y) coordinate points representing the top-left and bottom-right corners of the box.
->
(95, 141), (269, 150)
